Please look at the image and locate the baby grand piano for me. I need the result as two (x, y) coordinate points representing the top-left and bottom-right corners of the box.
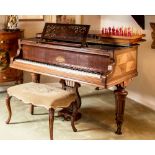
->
(10, 23), (141, 135)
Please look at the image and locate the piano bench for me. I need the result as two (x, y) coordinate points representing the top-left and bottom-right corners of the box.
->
(5, 82), (78, 140)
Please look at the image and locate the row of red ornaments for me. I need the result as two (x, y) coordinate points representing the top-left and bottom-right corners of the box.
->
(101, 27), (142, 37)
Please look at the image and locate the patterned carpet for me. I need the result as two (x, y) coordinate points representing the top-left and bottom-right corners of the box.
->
(0, 83), (155, 140)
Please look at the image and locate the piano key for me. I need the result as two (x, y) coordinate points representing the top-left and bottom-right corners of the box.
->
(15, 59), (102, 78)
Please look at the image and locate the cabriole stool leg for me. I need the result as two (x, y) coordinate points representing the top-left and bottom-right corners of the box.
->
(6, 94), (12, 124)
(71, 101), (78, 132)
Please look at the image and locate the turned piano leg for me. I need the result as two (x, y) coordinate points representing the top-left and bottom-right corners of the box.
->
(114, 84), (128, 135)
(59, 79), (81, 121)
(31, 73), (40, 83)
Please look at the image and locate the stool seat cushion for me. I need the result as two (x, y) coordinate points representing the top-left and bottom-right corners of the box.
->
(7, 82), (76, 109)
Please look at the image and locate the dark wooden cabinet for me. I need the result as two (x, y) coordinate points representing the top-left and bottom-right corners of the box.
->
(0, 30), (23, 83)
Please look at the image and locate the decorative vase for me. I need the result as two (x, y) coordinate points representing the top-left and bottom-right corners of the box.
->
(7, 15), (18, 30)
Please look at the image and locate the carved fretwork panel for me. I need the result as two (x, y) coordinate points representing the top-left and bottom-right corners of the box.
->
(41, 23), (90, 45)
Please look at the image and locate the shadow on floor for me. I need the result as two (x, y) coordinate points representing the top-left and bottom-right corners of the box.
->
(79, 106), (155, 137)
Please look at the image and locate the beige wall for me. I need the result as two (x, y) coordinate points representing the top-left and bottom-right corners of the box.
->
(18, 15), (52, 38)
(101, 15), (141, 30)
(82, 15), (101, 33)
(18, 15), (82, 38)
(100, 15), (155, 110)
(19, 21), (44, 38)
(0, 15), (7, 29)
(127, 16), (155, 110)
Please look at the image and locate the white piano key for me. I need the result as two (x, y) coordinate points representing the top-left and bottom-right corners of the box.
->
(15, 59), (102, 78)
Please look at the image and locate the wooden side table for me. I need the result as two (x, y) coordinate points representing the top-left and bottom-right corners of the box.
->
(0, 30), (23, 84)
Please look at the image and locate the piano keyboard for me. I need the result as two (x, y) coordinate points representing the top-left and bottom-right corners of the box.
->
(15, 59), (102, 78)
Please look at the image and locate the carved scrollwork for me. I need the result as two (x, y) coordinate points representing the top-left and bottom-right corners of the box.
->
(42, 23), (90, 45)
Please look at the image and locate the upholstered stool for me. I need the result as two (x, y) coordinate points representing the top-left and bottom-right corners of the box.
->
(5, 82), (78, 140)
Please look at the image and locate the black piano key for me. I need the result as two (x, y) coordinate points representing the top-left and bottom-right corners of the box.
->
(21, 58), (103, 75)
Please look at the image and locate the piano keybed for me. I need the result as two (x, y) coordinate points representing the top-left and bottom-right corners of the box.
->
(10, 58), (106, 87)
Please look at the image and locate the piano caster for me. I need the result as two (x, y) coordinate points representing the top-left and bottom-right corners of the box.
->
(114, 84), (128, 135)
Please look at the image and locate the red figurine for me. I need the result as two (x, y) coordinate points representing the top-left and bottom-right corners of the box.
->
(127, 27), (131, 37)
(116, 28), (119, 36)
(108, 27), (111, 35)
(120, 27), (124, 36)
(105, 28), (108, 35)
(124, 27), (127, 36)
(112, 26), (115, 35)
(102, 27), (105, 35)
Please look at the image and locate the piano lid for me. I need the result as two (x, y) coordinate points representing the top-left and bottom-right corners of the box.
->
(41, 23), (90, 47)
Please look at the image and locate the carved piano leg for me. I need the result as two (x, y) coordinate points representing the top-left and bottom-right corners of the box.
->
(31, 73), (40, 83)
(74, 82), (82, 109)
(58, 79), (82, 121)
(15, 71), (23, 84)
(60, 79), (67, 90)
(114, 84), (128, 135)
(19, 71), (24, 84)
(18, 76), (23, 84)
